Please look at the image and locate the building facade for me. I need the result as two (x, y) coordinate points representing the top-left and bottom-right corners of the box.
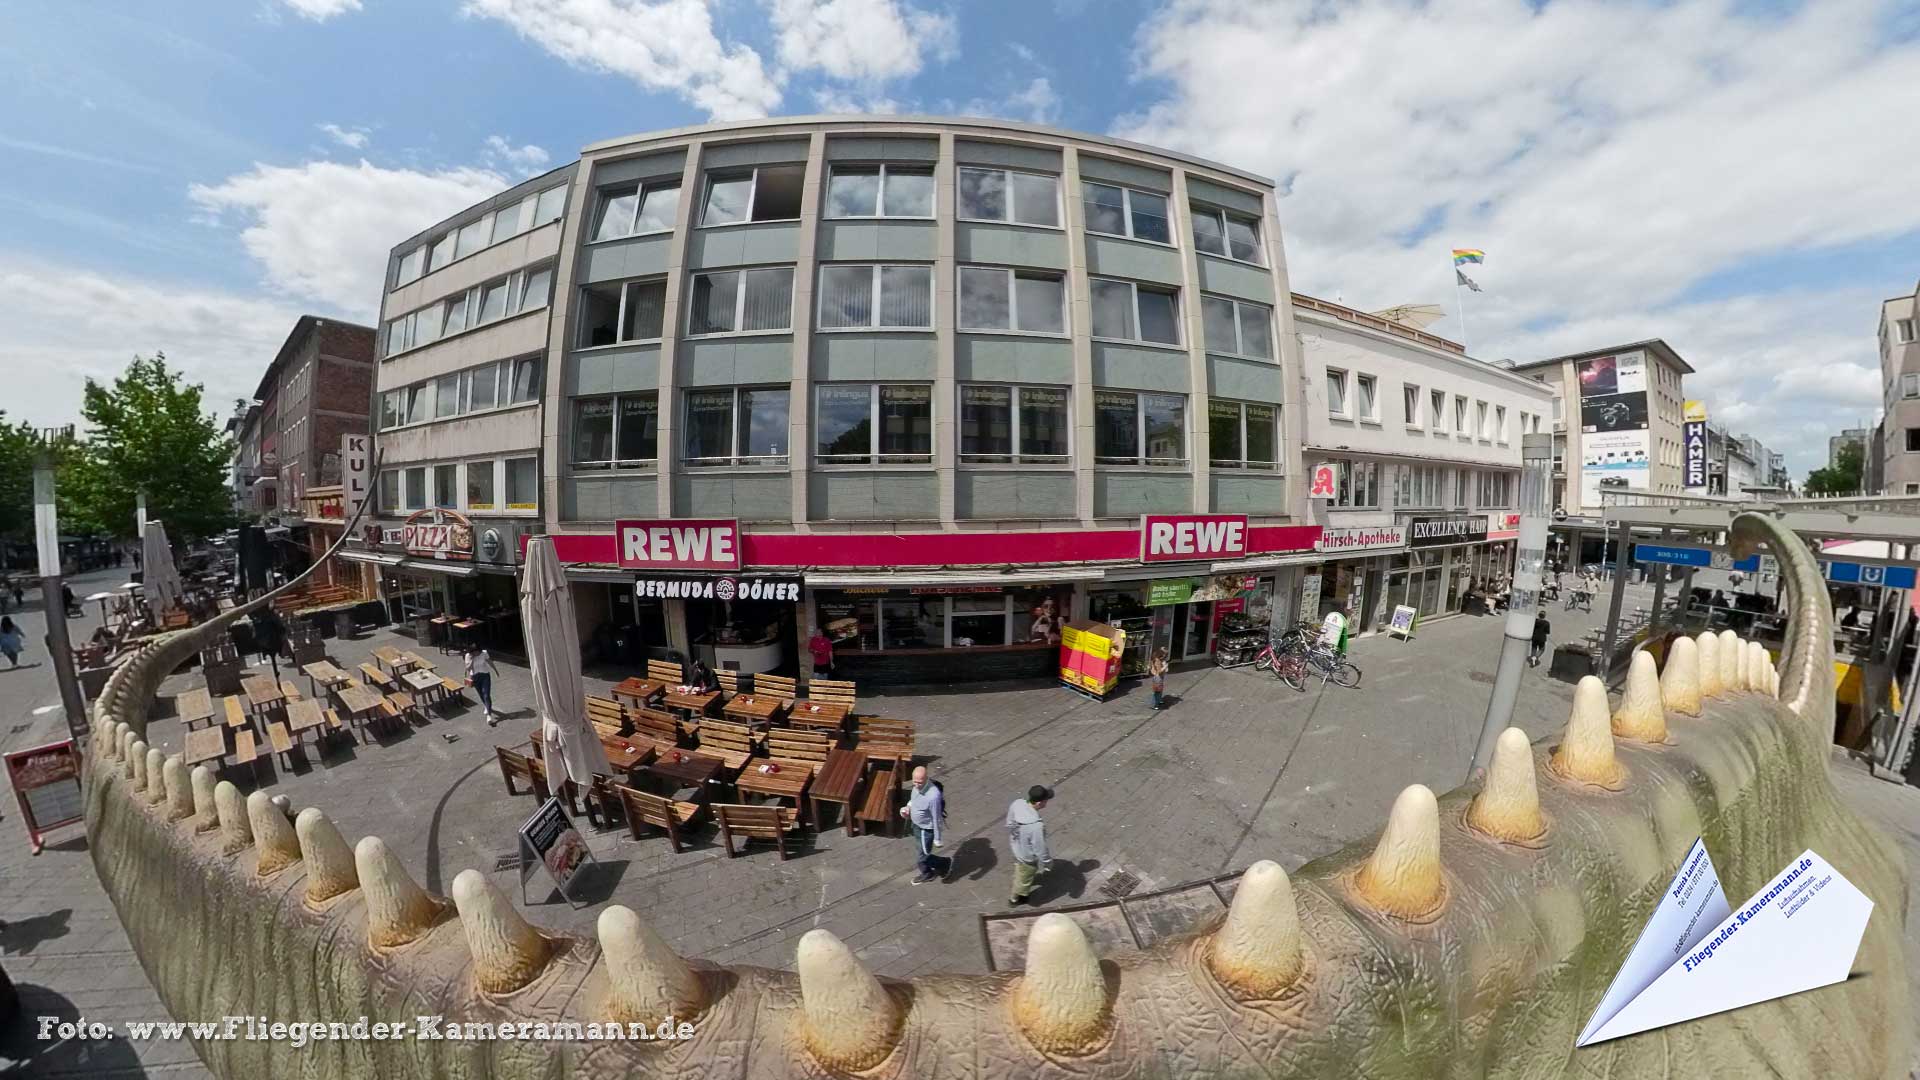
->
(1292, 298), (1552, 635)
(1876, 288), (1918, 494)
(1512, 340), (1693, 516)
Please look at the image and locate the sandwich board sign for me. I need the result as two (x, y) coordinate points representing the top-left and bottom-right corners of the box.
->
(1387, 605), (1417, 640)
(518, 797), (595, 907)
(5, 739), (85, 854)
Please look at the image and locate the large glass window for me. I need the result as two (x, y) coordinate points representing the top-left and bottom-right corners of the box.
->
(957, 167), (1060, 227)
(453, 216), (490, 261)
(378, 470), (400, 512)
(512, 264), (553, 314)
(433, 464), (459, 508)
(571, 394), (658, 469)
(465, 460), (496, 510)
(682, 387), (789, 466)
(593, 181), (680, 242)
(395, 247), (424, 286)
(1395, 464), (1445, 507)
(1324, 459), (1379, 508)
(1190, 205), (1264, 263)
(1081, 180), (1173, 243)
(577, 278), (667, 347)
(1094, 390), (1186, 466)
(959, 384), (1069, 464)
(509, 357), (542, 403)
(816, 384), (932, 465)
(699, 164), (804, 226)
(688, 267), (795, 335)
(950, 594), (1008, 647)
(403, 467), (427, 510)
(1199, 295), (1272, 358)
(1208, 400), (1279, 469)
(817, 264), (933, 329)
(434, 374), (460, 419)
(957, 266), (1066, 334)
(825, 164), (934, 218)
(504, 457), (538, 510)
(1090, 277), (1180, 345)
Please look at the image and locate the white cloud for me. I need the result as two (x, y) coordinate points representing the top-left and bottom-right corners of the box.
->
(317, 122), (370, 150)
(811, 87), (910, 115)
(0, 258), (307, 429)
(188, 159), (508, 317)
(462, 0), (782, 120)
(1004, 77), (1058, 124)
(282, 0), (362, 20)
(770, 0), (957, 83)
(1119, 0), (1920, 474)
(482, 134), (552, 175)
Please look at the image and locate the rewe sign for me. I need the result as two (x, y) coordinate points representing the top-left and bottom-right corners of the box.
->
(1140, 514), (1248, 563)
(616, 519), (741, 571)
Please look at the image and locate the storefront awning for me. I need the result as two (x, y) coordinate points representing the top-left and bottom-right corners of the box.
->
(337, 550), (404, 567)
(805, 567), (1108, 588)
(398, 558), (477, 578)
(1208, 553), (1332, 573)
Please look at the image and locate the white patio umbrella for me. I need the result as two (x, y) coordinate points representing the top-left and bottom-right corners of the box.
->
(519, 537), (611, 791)
(141, 521), (182, 618)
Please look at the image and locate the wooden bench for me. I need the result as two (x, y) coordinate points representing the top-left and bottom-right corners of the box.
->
(807, 677), (858, 710)
(753, 673), (799, 702)
(496, 747), (550, 800)
(438, 677), (468, 706)
(221, 695), (249, 730)
(852, 717), (916, 762)
(524, 755), (582, 817)
(714, 803), (802, 859)
(266, 721), (304, 770)
(765, 729), (833, 768)
(585, 695), (630, 734)
(694, 718), (761, 774)
(631, 707), (685, 748)
(854, 759), (900, 837)
(323, 707), (354, 746)
(715, 668), (750, 696)
(617, 785), (709, 852)
(646, 659), (684, 684)
(359, 663), (396, 691)
(227, 729), (264, 786)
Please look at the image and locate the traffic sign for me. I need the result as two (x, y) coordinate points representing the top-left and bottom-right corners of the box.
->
(1821, 560), (1917, 590)
(1633, 544), (1759, 572)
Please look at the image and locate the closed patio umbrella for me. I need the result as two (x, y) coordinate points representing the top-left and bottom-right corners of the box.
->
(141, 522), (182, 618)
(519, 537), (610, 791)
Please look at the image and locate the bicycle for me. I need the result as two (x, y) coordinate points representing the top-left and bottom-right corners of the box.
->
(1252, 642), (1309, 690)
(1303, 642), (1361, 688)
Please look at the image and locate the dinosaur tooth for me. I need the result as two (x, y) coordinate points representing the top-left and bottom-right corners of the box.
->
(1010, 912), (1112, 1055)
(294, 808), (359, 905)
(189, 766), (218, 833)
(127, 739), (148, 785)
(450, 868), (552, 994)
(1612, 650), (1668, 742)
(163, 756), (194, 821)
(1468, 728), (1547, 843)
(1355, 784), (1446, 919)
(1718, 629), (1743, 692)
(1661, 636), (1702, 716)
(596, 904), (705, 1026)
(1208, 859), (1305, 998)
(145, 749), (168, 805)
(247, 791), (301, 877)
(215, 781), (252, 856)
(797, 928), (902, 1070)
(1553, 676), (1626, 789)
(1696, 630), (1723, 699)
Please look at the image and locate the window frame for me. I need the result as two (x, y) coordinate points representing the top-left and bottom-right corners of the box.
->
(680, 385), (791, 468)
(956, 265), (1069, 337)
(815, 263), (935, 331)
(1188, 203), (1265, 265)
(1198, 294), (1273, 359)
(1355, 374), (1379, 423)
(1325, 368), (1349, 419)
(569, 392), (660, 472)
(1080, 180), (1176, 246)
(1207, 399), (1280, 471)
(1403, 383), (1422, 428)
(814, 383), (936, 467)
(824, 163), (937, 220)
(589, 179), (682, 244)
(1092, 389), (1189, 468)
(575, 277), (668, 349)
(1897, 318), (1917, 344)
(684, 265), (796, 338)
(955, 166), (1064, 229)
(1088, 276), (1183, 347)
(698, 164), (806, 228)
(957, 383), (1072, 466)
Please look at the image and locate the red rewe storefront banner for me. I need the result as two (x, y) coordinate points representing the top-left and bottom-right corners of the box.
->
(542, 520), (1320, 571)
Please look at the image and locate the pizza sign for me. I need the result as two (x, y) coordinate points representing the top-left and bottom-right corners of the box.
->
(401, 508), (475, 561)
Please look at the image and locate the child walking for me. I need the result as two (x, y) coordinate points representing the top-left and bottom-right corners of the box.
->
(1148, 648), (1169, 711)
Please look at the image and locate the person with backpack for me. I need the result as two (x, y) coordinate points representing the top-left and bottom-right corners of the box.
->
(899, 766), (951, 884)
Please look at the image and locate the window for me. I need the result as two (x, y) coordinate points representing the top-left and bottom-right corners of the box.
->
(513, 264), (553, 314)
(1089, 277), (1180, 345)
(533, 186), (566, 227)
(1189, 205), (1263, 263)
(959, 384), (1070, 464)
(395, 247), (424, 287)
(571, 393), (659, 469)
(957, 266), (1066, 334)
(1478, 471), (1513, 507)
(403, 467), (427, 510)
(593, 181), (681, 242)
(465, 460), (496, 511)
(434, 374), (460, 419)
(1452, 467), (1470, 508)
(817, 264), (933, 329)
(453, 216), (490, 261)
(1323, 459), (1379, 508)
(504, 457), (538, 510)
(403, 385), (428, 425)
(441, 291), (469, 338)
(1477, 401), (1490, 440)
(378, 470), (400, 513)
(688, 267), (795, 335)
(1908, 483), (1920, 495)
(1495, 405), (1507, 442)
(1431, 389), (1447, 432)
(1356, 375), (1378, 422)
(1907, 428), (1920, 453)
(428, 234), (455, 273)
(577, 278), (667, 347)
(1199, 295), (1272, 358)
(825, 164), (933, 218)
(1326, 369), (1348, 417)
(1404, 384), (1421, 426)
(1396, 464), (1445, 507)
(433, 464), (459, 508)
(683, 387), (789, 466)
(1081, 181), (1172, 244)
(477, 278), (510, 324)
(509, 357), (542, 403)
(1551, 395), (1563, 421)
(1903, 374), (1920, 399)
(1094, 390), (1186, 466)
(815, 384), (932, 465)
(379, 391), (401, 431)
(413, 302), (444, 347)
(699, 164), (804, 226)
(956, 167), (1060, 227)
(1897, 318), (1917, 344)
(1454, 396), (1468, 434)
(1209, 400), (1279, 470)
(950, 594), (1009, 647)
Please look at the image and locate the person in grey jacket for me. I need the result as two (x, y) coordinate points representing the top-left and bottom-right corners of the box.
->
(1005, 785), (1053, 906)
(899, 766), (951, 884)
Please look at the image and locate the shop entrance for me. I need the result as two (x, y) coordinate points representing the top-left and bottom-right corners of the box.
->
(1148, 601), (1213, 662)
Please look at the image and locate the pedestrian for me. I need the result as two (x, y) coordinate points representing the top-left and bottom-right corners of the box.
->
(1529, 612), (1550, 667)
(899, 766), (952, 884)
(0, 616), (23, 669)
(464, 644), (497, 725)
(1005, 785), (1053, 907)
(689, 657), (717, 692)
(1148, 648), (1169, 710)
(12, 583), (24, 609)
(807, 626), (835, 682)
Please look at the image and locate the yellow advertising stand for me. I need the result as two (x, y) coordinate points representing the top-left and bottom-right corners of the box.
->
(1059, 620), (1124, 700)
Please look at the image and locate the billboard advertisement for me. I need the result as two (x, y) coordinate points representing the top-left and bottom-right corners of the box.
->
(1683, 400), (1708, 490)
(1578, 352), (1651, 502)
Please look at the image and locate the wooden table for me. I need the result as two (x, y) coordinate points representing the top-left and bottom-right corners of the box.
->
(285, 698), (327, 744)
(371, 646), (410, 673)
(303, 660), (352, 699)
(594, 733), (653, 776)
(787, 699), (851, 734)
(610, 678), (664, 708)
(809, 748), (866, 834)
(402, 669), (444, 708)
(641, 750), (725, 793)
(175, 688), (215, 730)
(221, 696), (249, 731)
(336, 683), (387, 740)
(241, 675), (283, 716)
(183, 725), (229, 769)
(735, 760), (813, 808)
(723, 694), (788, 726)
(662, 689), (720, 718)
(401, 652), (436, 672)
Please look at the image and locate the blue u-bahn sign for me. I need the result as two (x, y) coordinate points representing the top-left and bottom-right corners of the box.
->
(1632, 543), (1759, 571)
(1821, 560), (1918, 590)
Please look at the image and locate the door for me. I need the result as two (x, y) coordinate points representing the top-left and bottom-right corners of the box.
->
(1182, 601), (1213, 659)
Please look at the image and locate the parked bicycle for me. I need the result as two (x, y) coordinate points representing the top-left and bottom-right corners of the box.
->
(1302, 642), (1362, 688)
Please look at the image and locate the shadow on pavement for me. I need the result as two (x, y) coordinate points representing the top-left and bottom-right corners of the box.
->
(0, 908), (72, 956)
(0, 981), (153, 1078)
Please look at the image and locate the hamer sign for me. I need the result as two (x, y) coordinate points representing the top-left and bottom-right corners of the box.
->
(616, 519), (742, 571)
(1140, 514), (1249, 563)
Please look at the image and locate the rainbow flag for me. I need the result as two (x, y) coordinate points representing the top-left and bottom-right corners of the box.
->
(1452, 249), (1485, 265)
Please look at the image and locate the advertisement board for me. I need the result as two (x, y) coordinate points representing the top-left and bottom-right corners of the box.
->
(6, 739), (85, 854)
(518, 797), (594, 906)
(1683, 400), (1708, 489)
(1581, 431), (1652, 505)
(1578, 352), (1651, 502)
(400, 508), (474, 561)
(341, 434), (371, 525)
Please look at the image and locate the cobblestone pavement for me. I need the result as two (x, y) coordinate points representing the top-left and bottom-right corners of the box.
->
(1, 565), (1913, 1077)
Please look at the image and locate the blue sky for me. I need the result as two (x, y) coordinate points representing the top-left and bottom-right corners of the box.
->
(5, 0), (1919, 476)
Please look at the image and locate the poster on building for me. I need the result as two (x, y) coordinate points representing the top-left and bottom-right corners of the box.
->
(1297, 570), (1323, 626)
(1058, 620), (1123, 699)
(1581, 431), (1652, 505)
(1578, 352), (1651, 502)
(1684, 401), (1709, 490)
(5, 739), (84, 854)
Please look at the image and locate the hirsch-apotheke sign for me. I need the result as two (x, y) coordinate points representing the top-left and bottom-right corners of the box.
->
(1316, 526), (1408, 554)
(617, 519), (742, 571)
(1140, 514), (1249, 563)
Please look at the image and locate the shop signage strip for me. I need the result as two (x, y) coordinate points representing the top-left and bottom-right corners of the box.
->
(1400, 515), (1488, 548)
(549, 523), (1320, 570)
(633, 575), (804, 601)
(1822, 560), (1917, 590)
(1632, 544), (1760, 572)
(1315, 526), (1408, 554)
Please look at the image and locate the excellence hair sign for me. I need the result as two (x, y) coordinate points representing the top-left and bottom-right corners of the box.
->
(616, 519), (742, 571)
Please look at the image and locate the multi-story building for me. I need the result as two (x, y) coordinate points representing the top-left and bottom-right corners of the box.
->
(1512, 340), (1693, 515)
(1726, 433), (1760, 498)
(1292, 297), (1552, 635)
(1881, 290), (1912, 495)
(1831, 425), (1870, 469)
(360, 116), (1322, 680)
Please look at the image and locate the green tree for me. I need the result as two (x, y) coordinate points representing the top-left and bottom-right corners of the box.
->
(1804, 440), (1864, 496)
(64, 354), (237, 542)
(0, 413), (35, 543)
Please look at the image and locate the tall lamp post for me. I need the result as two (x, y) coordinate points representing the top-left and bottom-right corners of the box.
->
(32, 429), (88, 740)
(1469, 433), (1554, 780)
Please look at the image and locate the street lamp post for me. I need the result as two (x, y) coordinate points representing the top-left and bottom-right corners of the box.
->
(1469, 434), (1554, 780)
(32, 431), (88, 740)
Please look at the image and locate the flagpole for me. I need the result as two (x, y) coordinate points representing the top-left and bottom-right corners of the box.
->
(1451, 256), (1471, 355)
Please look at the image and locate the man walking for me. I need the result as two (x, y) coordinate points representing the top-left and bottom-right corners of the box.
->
(899, 766), (951, 884)
(1529, 611), (1551, 667)
(1005, 785), (1053, 907)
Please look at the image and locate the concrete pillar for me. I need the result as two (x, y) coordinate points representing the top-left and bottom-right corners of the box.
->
(933, 132), (958, 524)
(1170, 168), (1210, 514)
(657, 141), (708, 518)
(787, 133), (827, 526)
(1060, 147), (1096, 526)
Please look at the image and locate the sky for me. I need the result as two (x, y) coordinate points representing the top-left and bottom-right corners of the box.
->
(4, 0), (1918, 478)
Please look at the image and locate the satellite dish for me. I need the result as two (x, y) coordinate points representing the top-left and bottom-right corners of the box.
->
(1369, 304), (1447, 330)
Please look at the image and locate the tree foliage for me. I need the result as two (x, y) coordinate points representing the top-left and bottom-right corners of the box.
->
(63, 354), (237, 542)
(1805, 440), (1864, 496)
(0, 413), (36, 542)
